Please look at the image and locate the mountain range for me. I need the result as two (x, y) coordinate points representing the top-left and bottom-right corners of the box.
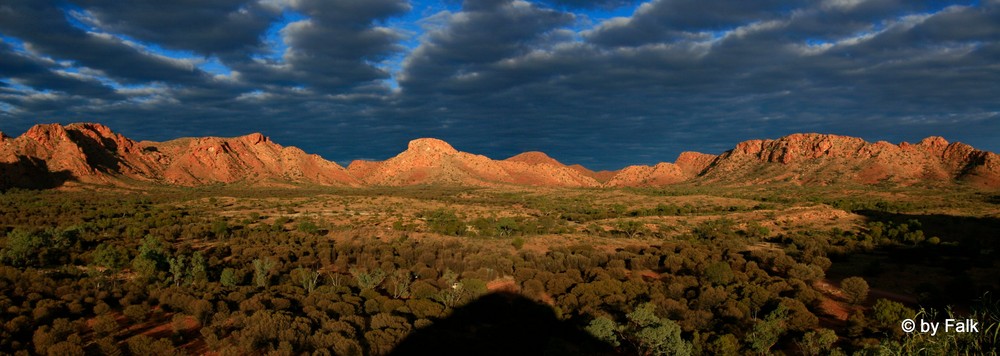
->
(1, 123), (997, 190)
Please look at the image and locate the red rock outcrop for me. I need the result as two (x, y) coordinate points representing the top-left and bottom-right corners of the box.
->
(698, 133), (1000, 187)
(605, 152), (717, 187)
(154, 133), (357, 186)
(605, 163), (686, 187)
(0, 123), (356, 188)
(2, 124), (997, 189)
(346, 160), (382, 180)
(352, 139), (600, 187)
(675, 151), (717, 176)
(505, 151), (564, 167)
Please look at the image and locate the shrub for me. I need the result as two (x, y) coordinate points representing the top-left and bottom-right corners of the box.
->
(841, 277), (869, 305)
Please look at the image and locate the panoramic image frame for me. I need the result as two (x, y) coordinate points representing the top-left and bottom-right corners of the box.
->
(2, 0), (999, 355)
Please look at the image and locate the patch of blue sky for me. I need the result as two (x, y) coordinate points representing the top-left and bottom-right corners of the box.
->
(0, 34), (26, 51)
(60, 2), (97, 33)
(1, 79), (35, 93)
(806, 38), (832, 47)
(574, 1), (641, 23)
(377, 0), (459, 90)
(199, 57), (232, 77)
(389, 0), (458, 48)
(255, 10), (307, 62)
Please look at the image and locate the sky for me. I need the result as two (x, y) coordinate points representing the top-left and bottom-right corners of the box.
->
(1, 0), (998, 170)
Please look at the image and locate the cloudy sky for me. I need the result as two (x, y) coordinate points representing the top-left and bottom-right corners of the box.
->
(1, 0), (998, 169)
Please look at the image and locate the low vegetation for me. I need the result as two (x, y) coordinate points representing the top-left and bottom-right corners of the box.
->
(0, 184), (997, 354)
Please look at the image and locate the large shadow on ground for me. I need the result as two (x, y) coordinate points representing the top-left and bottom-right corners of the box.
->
(835, 210), (1000, 306)
(389, 292), (615, 356)
(0, 156), (75, 191)
(854, 209), (1000, 252)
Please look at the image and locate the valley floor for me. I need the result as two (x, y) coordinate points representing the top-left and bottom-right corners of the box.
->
(0, 183), (997, 354)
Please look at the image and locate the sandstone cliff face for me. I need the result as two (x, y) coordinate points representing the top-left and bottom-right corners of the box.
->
(350, 139), (600, 187)
(604, 152), (717, 187)
(675, 151), (717, 176)
(605, 163), (686, 187)
(154, 133), (357, 186)
(0, 123), (356, 188)
(0, 123), (145, 184)
(698, 133), (1000, 187)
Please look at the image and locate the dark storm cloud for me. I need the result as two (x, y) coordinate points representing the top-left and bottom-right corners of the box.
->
(0, 41), (119, 99)
(399, 0), (574, 93)
(536, 0), (638, 9)
(71, 0), (282, 56)
(223, 0), (410, 92)
(390, 0), (999, 168)
(0, 0), (209, 86)
(1, 0), (998, 170)
(584, 0), (802, 46)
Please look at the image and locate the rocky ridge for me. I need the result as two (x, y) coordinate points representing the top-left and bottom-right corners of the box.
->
(0, 123), (357, 188)
(2, 123), (998, 189)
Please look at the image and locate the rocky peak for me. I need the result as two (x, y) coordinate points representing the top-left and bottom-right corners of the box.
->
(674, 151), (716, 175)
(505, 151), (563, 166)
(729, 133), (870, 164)
(242, 133), (270, 145)
(918, 136), (949, 148)
(24, 123), (71, 146)
(406, 138), (458, 156)
(67, 123), (115, 137)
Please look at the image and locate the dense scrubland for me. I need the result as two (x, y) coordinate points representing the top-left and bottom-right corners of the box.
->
(0, 184), (998, 355)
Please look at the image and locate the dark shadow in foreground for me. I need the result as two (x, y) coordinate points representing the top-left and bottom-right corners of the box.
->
(0, 156), (75, 191)
(842, 210), (1000, 307)
(389, 292), (616, 356)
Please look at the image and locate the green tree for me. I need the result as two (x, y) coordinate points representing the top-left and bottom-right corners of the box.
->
(746, 305), (788, 355)
(297, 220), (320, 235)
(297, 268), (320, 294)
(703, 261), (734, 285)
(423, 209), (466, 236)
(496, 217), (517, 237)
(211, 219), (229, 237)
(3, 228), (75, 267)
(586, 317), (620, 347)
(589, 303), (693, 355)
(707, 334), (741, 355)
(132, 236), (167, 280)
(253, 258), (276, 288)
(625, 303), (692, 356)
(797, 329), (838, 356)
(189, 251), (207, 283)
(168, 254), (186, 286)
(511, 236), (525, 250)
(841, 276), (869, 305)
(350, 267), (386, 291)
(616, 220), (646, 239)
(871, 299), (914, 337)
(92, 243), (128, 271)
(220, 268), (240, 287)
(434, 270), (466, 307)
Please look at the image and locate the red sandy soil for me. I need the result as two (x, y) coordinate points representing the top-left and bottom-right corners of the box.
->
(813, 278), (920, 329)
(487, 277), (520, 293)
(84, 306), (206, 354)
